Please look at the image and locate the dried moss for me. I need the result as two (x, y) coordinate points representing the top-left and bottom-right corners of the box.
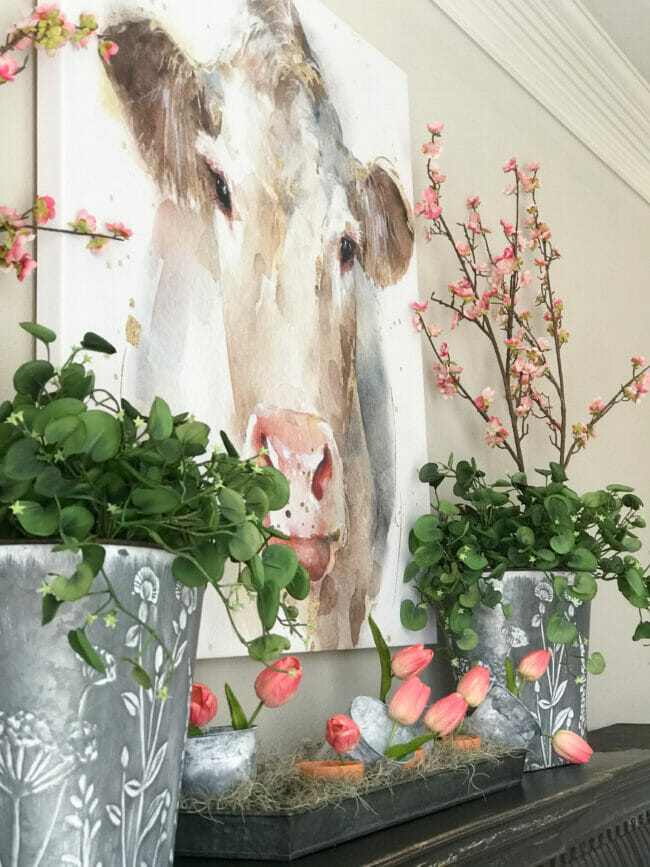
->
(179, 737), (515, 818)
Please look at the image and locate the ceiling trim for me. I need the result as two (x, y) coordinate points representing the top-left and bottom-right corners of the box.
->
(431, 0), (650, 203)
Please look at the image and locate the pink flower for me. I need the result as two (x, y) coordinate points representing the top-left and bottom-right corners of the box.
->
(503, 182), (516, 196)
(410, 300), (429, 311)
(391, 644), (434, 680)
(422, 140), (442, 159)
(467, 210), (482, 234)
(428, 324), (442, 337)
(0, 53), (19, 83)
(455, 240), (470, 257)
(71, 209), (97, 233)
(518, 649), (550, 682)
(414, 186), (442, 220)
(254, 656), (303, 708)
(189, 682), (217, 728)
(552, 730), (593, 764)
(427, 121), (444, 133)
(518, 269), (532, 287)
(466, 196), (480, 209)
(485, 416), (509, 447)
(17, 255), (37, 282)
(99, 40), (119, 62)
(589, 397), (605, 415)
(500, 218), (514, 235)
(33, 195), (56, 225)
(411, 313), (423, 333)
(5, 233), (28, 264)
(326, 714), (361, 754)
(14, 37), (32, 51)
(423, 693), (468, 736)
(631, 355), (645, 368)
(439, 342), (449, 359)
(502, 157), (516, 173)
(526, 161), (540, 171)
(450, 310), (459, 330)
(456, 665), (489, 707)
(106, 220), (133, 239)
(387, 677), (431, 726)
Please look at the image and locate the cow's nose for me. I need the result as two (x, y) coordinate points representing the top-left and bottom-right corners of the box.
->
(311, 444), (332, 501)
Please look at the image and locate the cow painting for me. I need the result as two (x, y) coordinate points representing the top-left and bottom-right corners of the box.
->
(73, 0), (421, 649)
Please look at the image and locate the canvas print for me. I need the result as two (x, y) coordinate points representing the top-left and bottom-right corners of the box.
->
(37, 0), (433, 654)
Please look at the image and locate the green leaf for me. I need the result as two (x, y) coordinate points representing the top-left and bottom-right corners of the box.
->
(544, 495), (570, 521)
(131, 487), (181, 514)
(606, 483), (634, 493)
(418, 462), (446, 488)
(505, 657), (517, 694)
(546, 612), (577, 644)
(258, 467), (290, 511)
(218, 487), (247, 523)
(623, 567), (646, 598)
(172, 556), (208, 587)
(567, 547), (598, 571)
(187, 724), (202, 736)
(385, 732), (436, 760)
(449, 602), (471, 633)
(400, 599), (427, 631)
(286, 564), (310, 600)
(256, 582), (280, 629)
(403, 561), (420, 584)
(219, 429), (240, 457)
(511, 472), (527, 486)
(14, 501), (59, 536)
(2, 438), (42, 480)
(229, 521), (263, 561)
(464, 550), (488, 571)
(459, 584), (480, 608)
(413, 514), (440, 542)
(42, 593), (62, 625)
(586, 652), (606, 675)
(456, 627), (478, 650)
(147, 397), (173, 441)
(59, 364), (94, 400)
(414, 543), (443, 568)
(550, 530), (575, 555)
(632, 622), (650, 641)
(570, 572), (597, 601)
(195, 542), (227, 584)
(516, 526), (535, 548)
(156, 438), (183, 463)
(261, 544), (299, 589)
(81, 332), (116, 354)
(224, 683), (250, 730)
(245, 486), (270, 521)
(82, 544), (105, 575)
(50, 562), (95, 601)
(175, 420), (210, 450)
(549, 462), (568, 483)
(68, 629), (105, 674)
(368, 615), (393, 703)
(81, 410), (122, 461)
(248, 633), (291, 662)
(438, 500), (460, 516)
(502, 603), (512, 620)
(131, 664), (152, 689)
(20, 321), (57, 343)
(32, 398), (86, 435)
(60, 505), (94, 541)
(581, 490), (608, 509)
(621, 493), (643, 510)
(13, 359), (54, 398)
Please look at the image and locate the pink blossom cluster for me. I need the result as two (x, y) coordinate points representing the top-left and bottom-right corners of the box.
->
(409, 124), (649, 469)
(8, 6), (103, 58)
(1, 204), (36, 281)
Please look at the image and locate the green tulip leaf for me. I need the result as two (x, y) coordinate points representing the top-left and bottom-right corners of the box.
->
(368, 615), (392, 703)
(224, 683), (249, 730)
(385, 732), (436, 761)
(505, 657), (517, 694)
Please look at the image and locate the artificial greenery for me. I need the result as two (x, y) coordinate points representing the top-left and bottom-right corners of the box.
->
(401, 457), (650, 660)
(0, 322), (309, 688)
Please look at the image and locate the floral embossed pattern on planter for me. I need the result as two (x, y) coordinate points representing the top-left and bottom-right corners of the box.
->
(0, 544), (202, 867)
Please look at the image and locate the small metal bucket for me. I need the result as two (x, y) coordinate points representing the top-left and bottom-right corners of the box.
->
(468, 684), (542, 757)
(345, 696), (428, 766)
(181, 726), (257, 797)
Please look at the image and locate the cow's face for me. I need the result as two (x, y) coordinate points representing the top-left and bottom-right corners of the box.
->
(104, 6), (413, 584)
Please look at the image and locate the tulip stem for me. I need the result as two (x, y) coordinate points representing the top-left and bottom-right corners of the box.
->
(337, 752), (346, 766)
(247, 700), (264, 727)
(384, 720), (399, 754)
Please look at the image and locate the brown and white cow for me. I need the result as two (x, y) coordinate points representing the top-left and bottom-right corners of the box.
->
(105, 0), (414, 648)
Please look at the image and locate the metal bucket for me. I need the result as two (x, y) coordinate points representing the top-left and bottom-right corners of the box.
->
(0, 543), (203, 867)
(468, 684), (542, 759)
(447, 570), (590, 770)
(181, 726), (257, 797)
(346, 696), (428, 766)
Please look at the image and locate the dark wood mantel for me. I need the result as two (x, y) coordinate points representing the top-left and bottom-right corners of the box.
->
(174, 725), (650, 866)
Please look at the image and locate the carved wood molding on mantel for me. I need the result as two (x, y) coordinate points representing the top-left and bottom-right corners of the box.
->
(431, 0), (650, 204)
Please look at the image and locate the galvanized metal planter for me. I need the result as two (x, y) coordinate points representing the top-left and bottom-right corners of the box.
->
(469, 684), (542, 759)
(182, 726), (257, 797)
(346, 696), (427, 765)
(448, 570), (590, 770)
(0, 543), (203, 867)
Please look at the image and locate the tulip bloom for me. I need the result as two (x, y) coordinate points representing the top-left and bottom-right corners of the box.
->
(254, 656), (302, 708)
(387, 677), (431, 726)
(189, 682), (218, 728)
(518, 649), (550, 682)
(391, 644), (434, 680)
(423, 692), (468, 737)
(456, 665), (490, 707)
(552, 730), (593, 764)
(326, 714), (361, 754)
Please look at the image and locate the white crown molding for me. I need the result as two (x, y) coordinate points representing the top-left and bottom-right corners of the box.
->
(431, 0), (650, 204)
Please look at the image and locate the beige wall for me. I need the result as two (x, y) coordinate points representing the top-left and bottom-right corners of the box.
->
(1, 0), (648, 747)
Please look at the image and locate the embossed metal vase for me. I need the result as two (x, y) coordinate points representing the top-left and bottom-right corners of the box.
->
(181, 726), (257, 798)
(468, 684), (542, 759)
(0, 543), (203, 867)
(448, 570), (590, 771)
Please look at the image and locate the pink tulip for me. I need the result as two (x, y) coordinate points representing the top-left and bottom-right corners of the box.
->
(254, 656), (302, 708)
(518, 649), (551, 682)
(189, 682), (217, 728)
(391, 644), (434, 680)
(456, 665), (490, 707)
(423, 692), (468, 737)
(552, 730), (593, 764)
(387, 676), (431, 726)
(326, 714), (361, 754)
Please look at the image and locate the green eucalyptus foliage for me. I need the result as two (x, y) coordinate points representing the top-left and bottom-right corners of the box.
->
(402, 457), (650, 654)
(0, 324), (304, 686)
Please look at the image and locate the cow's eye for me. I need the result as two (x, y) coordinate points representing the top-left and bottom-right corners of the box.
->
(340, 235), (356, 270)
(212, 170), (232, 215)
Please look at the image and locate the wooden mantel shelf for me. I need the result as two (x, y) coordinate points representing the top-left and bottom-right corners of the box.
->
(174, 725), (650, 866)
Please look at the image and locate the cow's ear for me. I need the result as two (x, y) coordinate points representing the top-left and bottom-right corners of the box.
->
(103, 20), (220, 204)
(349, 159), (414, 288)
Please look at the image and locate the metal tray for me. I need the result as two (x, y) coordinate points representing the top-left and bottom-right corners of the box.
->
(174, 751), (525, 862)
